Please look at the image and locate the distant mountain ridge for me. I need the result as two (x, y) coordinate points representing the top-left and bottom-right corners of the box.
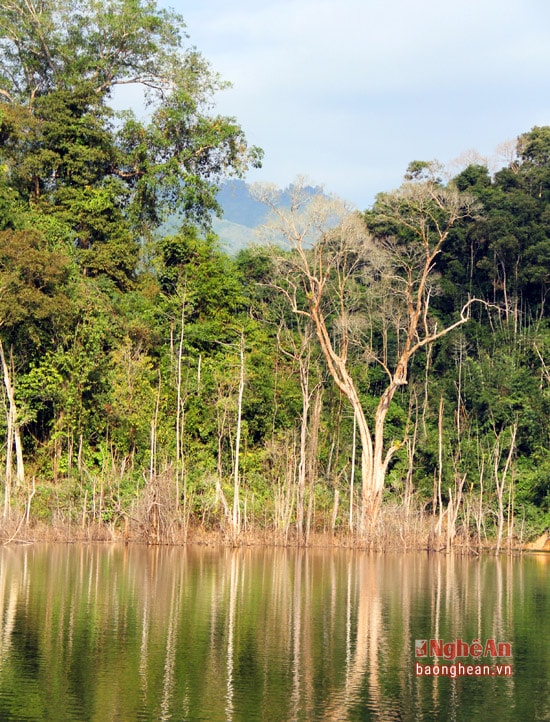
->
(214, 179), (325, 254)
(216, 179), (269, 228)
(211, 217), (257, 254)
(160, 179), (325, 255)
(212, 180), (268, 254)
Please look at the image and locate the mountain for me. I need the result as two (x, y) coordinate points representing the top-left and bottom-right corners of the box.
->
(216, 179), (270, 228)
(211, 217), (257, 254)
(214, 179), (326, 254)
(159, 179), (325, 255)
(213, 179), (268, 254)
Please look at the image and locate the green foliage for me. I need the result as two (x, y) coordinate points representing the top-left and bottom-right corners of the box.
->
(0, 228), (73, 350)
(0, 0), (261, 288)
(0, 0), (548, 542)
(105, 339), (158, 459)
(440, 127), (550, 318)
(0, 0), (185, 103)
(157, 226), (248, 350)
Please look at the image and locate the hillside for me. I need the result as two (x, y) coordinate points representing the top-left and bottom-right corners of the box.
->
(212, 217), (257, 254)
(214, 179), (327, 253)
(160, 180), (327, 254)
(214, 180), (267, 253)
(216, 179), (270, 228)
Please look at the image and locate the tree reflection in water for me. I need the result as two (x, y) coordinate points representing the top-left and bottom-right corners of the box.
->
(0, 545), (547, 721)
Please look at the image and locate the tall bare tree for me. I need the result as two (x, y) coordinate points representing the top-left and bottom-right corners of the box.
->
(0, 339), (25, 517)
(276, 316), (323, 543)
(255, 178), (482, 535)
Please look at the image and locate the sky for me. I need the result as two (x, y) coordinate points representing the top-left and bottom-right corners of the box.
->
(162, 0), (549, 209)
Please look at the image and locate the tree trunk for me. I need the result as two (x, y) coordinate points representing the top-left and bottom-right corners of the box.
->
(232, 330), (246, 538)
(349, 411), (357, 532)
(262, 179), (481, 540)
(494, 424), (517, 555)
(175, 299), (186, 509)
(296, 359), (310, 542)
(0, 340), (25, 519)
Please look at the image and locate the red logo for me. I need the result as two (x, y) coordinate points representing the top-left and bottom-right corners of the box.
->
(415, 640), (427, 657)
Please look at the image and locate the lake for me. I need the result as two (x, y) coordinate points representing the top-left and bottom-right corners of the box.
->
(0, 544), (548, 721)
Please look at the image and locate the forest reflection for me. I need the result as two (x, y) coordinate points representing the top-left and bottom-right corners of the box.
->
(0, 545), (547, 721)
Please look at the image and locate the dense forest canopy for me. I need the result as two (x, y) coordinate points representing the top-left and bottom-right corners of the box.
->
(0, 0), (548, 546)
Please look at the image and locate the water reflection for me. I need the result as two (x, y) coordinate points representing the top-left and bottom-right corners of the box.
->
(0, 545), (548, 721)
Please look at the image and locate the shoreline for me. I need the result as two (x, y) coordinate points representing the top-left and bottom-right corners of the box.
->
(2, 518), (548, 554)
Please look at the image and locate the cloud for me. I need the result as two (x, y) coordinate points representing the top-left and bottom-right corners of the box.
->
(170, 0), (550, 207)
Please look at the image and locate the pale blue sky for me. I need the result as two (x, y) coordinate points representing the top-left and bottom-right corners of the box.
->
(164, 0), (549, 209)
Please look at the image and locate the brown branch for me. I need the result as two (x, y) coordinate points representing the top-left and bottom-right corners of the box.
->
(95, 75), (174, 96)
(409, 297), (487, 356)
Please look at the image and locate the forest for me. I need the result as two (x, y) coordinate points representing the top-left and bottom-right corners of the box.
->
(0, 0), (548, 549)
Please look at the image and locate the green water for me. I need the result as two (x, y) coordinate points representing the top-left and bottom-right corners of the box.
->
(0, 544), (548, 721)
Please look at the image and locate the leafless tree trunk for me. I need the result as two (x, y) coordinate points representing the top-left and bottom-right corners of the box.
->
(404, 391), (419, 517)
(296, 351), (311, 540)
(255, 179), (483, 536)
(232, 330), (246, 538)
(493, 423), (517, 554)
(212, 331), (247, 540)
(349, 411), (357, 532)
(149, 370), (161, 482)
(276, 318), (322, 543)
(214, 378), (232, 528)
(270, 432), (296, 541)
(432, 396), (445, 546)
(0, 340), (25, 517)
(175, 295), (186, 512)
(305, 385), (322, 542)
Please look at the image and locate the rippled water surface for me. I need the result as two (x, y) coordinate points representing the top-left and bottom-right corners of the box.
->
(0, 544), (548, 721)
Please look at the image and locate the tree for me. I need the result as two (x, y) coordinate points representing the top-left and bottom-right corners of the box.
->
(256, 179), (482, 534)
(0, 0), (262, 284)
(1, 0), (202, 104)
(446, 128), (550, 321)
(516, 125), (550, 201)
(0, 88), (140, 287)
(0, 227), (73, 503)
(0, 0), (262, 521)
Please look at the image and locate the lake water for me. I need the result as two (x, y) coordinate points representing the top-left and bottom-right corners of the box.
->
(0, 544), (548, 721)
